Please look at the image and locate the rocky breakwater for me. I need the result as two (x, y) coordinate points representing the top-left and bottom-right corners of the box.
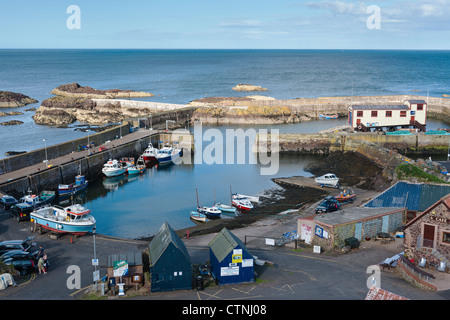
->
(33, 83), (158, 126)
(0, 90), (38, 108)
(189, 96), (312, 125)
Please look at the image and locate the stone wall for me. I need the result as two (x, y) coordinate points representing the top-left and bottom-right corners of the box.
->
(0, 131), (194, 198)
(404, 200), (450, 266)
(217, 95), (450, 119)
(0, 123), (130, 175)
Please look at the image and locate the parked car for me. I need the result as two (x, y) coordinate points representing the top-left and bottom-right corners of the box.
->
(3, 257), (36, 275)
(0, 195), (18, 210)
(0, 236), (36, 255)
(0, 249), (38, 261)
(9, 204), (33, 222)
(315, 196), (340, 214)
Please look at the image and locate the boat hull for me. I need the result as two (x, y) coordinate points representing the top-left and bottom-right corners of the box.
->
(102, 168), (126, 177)
(190, 211), (207, 222)
(58, 182), (88, 198)
(30, 215), (95, 235)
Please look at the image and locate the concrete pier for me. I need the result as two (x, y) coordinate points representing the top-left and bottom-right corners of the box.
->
(0, 128), (194, 198)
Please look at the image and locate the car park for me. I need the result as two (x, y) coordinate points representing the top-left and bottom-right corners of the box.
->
(315, 196), (341, 214)
(0, 195), (18, 210)
(0, 236), (36, 255)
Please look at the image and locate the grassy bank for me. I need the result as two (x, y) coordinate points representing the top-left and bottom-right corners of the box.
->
(395, 163), (448, 184)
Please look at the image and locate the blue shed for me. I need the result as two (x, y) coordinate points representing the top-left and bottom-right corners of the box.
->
(148, 222), (192, 292)
(208, 228), (254, 285)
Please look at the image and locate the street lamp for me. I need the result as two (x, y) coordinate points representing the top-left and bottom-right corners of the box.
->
(92, 225), (99, 291)
(43, 139), (48, 167)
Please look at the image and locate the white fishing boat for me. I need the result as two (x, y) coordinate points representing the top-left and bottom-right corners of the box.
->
(195, 188), (221, 218)
(102, 159), (126, 177)
(232, 198), (253, 212)
(314, 173), (340, 188)
(156, 146), (182, 166)
(232, 193), (259, 203)
(30, 204), (96, 235)
(142, 143), (158, 164)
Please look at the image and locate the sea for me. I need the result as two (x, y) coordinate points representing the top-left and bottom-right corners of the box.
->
(0, 49), (449, 238)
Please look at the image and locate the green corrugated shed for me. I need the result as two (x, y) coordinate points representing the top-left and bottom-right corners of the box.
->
(148, 222), (192, 292)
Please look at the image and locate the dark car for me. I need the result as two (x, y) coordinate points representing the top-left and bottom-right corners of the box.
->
(9, 204), (33, 222)
(3, 257), (36, 275)
(315, 196), (340, 214)
(0, 236), (36, 255)
(0, 249), (38, 261)
(0, 196), (18, 210)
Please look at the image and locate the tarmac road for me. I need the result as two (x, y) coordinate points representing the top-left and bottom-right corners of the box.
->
(0, 205), (448, 301)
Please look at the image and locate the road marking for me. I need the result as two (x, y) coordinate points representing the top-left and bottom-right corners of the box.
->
(284, 252), (344, 264)
(69, 284), (93, 297)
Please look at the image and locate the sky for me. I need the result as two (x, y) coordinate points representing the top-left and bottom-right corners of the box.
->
(0, 0), (449, 49)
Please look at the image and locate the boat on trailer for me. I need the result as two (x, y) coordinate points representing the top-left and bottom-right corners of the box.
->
(30, 204), (96, 235)
(314, 173), (340, 188)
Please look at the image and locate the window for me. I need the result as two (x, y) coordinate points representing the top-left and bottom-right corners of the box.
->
(357, 111), (363, 117)
(371, 111), (378, 117)
(443, 232), (450, 244)
(386, 111), (392, 117)
(400, 111), (407, 117)
(417, 104), (423, 110)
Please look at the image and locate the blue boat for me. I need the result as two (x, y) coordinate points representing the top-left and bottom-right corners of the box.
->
(30, 204), (96, 235)
(190, 210), (207, 223)
(58, 175), (88, 199)
(155, 146), (182, 166)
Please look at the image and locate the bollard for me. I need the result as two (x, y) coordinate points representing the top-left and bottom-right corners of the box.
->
(187, 229), (190, 239)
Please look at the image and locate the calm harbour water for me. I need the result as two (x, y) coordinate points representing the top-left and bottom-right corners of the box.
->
(0, 49), (449, 238)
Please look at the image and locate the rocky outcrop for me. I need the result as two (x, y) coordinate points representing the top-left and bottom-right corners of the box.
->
(33, 96), (164, 126)
(0, 111), (24, 117)
(0, 120), (24, 126)
(0, 91), (38, 108)
(232, 83), (268, 92)
(50, 83), (154, 99)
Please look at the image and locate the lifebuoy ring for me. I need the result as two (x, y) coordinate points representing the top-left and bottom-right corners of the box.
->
(358, 125), (362, 130)
(66, 216), (70, 221)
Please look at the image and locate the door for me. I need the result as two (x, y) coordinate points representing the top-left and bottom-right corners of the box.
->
(411, 115), (415, 122)
(423, 224), (435, 248)
(382, 215), (389, 233)
(354, 222), (362, 241)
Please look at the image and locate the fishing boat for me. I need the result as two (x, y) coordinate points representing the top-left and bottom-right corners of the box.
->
(314, 173), (340, 188)
(16, 190), (56, 210)
(197, 205), (222, 218)
(126, 157), (146, 175)
(232, 198), (253, 212)
(195, 188), (221, 218)
(102, 159), (126, 177)
(156, 146), (182, 166)
(232, 193), (259, 203)
(215, 203), (237, 214)
(119, 157), (135, 168)
(319, 114), (339, 119)
(30, 204), (96, 235)
(190, 210), (207, 223)
(142, 143), (158, 164)
(334, 189), (356, 203)
(58, 175), (88, 199)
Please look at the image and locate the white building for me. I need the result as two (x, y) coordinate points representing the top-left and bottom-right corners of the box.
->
(348, 100), (427, 132)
